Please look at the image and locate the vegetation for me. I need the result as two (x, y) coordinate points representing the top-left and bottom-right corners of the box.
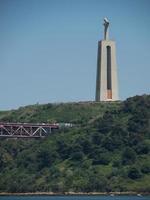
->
(0, 95), (150, 193)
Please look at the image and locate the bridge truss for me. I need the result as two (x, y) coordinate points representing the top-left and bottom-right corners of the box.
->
(0, 123), (59, 138)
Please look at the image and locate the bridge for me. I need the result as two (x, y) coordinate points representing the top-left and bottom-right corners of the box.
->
(0, 122), (59, 138)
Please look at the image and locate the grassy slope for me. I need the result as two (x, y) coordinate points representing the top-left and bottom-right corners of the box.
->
(0, 101), (120, 124)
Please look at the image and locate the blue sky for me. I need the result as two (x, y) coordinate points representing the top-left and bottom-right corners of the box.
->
(0, 0), (150, 110)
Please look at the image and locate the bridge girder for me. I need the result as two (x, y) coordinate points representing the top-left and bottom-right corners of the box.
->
(0, 123), (59, 138)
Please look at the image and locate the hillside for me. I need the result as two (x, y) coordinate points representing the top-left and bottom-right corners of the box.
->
(0, 101), (120, 125)
(0, 95), (150, 193)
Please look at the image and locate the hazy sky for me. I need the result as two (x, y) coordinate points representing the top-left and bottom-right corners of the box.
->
(0, 0), (150, 110)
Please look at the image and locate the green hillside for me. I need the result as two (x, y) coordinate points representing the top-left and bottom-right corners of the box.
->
(0, 95), (150, 193)
(0, 101), (120, 125)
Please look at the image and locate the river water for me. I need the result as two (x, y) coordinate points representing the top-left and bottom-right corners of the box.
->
(0, 196), (149, 200)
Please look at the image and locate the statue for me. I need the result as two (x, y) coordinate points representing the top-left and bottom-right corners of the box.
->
(103, 17), (109, 40)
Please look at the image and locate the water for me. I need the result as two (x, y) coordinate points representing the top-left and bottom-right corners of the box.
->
(0, 196), (149, 200)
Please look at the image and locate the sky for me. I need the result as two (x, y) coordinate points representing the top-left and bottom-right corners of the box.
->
(0, 0), (150, 110)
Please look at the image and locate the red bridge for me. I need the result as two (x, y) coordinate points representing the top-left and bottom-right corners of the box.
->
(0, 122), (59, 138)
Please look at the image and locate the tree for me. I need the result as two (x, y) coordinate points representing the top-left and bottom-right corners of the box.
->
(92, 152), (111, 165)
(141, 163), (150, 174)
(128, 167), (142, 179)
(70, 151), (84, 161)
(37, 148), (58, 169)
(122, 147), (137, 165)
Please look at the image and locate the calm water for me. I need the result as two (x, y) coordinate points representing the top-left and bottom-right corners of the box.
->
(0, 196), (149, 200)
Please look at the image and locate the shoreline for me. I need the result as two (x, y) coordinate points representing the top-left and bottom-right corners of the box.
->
(0, 192), (150, 196)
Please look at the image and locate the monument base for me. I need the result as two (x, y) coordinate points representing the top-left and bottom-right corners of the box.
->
(95, 40), (119, 101)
